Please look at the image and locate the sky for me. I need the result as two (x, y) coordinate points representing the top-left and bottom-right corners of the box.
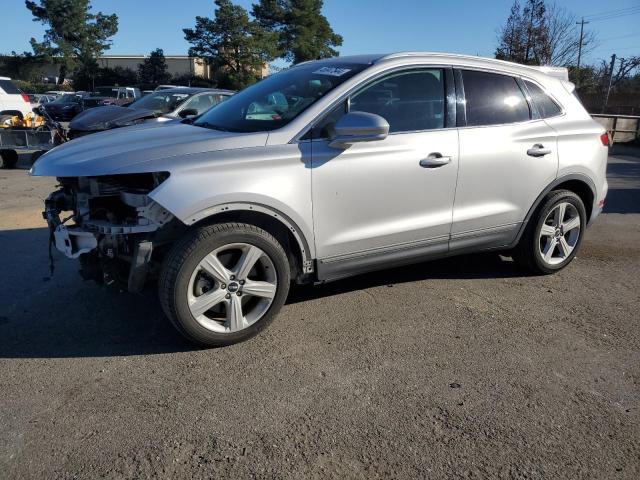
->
(1, 0), (638, 67)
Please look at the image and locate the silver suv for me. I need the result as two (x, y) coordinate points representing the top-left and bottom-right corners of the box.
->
(32, 53), (609, 347)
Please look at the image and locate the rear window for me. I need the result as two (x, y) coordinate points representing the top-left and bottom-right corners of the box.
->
(461, 70), (530, 126)
(523, 80), (562, 118)
(0, 79), (21, 95)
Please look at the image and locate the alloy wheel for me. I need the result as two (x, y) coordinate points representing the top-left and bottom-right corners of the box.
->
(187, 242), (278, 333)
(538, 202), (581, 266)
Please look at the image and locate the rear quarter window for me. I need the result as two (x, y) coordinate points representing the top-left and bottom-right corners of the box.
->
(523, 80), (563, 118)
(0, 79), (21, 95)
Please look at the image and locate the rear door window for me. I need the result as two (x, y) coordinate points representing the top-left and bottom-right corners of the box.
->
(0, 79), (21, 94)
(523, 80), (562, 118)
(461, 70), (530, 126)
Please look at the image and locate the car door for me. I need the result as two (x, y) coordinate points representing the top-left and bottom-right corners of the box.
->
(310, 68), (459, 277)
(451, 69), (559, 251)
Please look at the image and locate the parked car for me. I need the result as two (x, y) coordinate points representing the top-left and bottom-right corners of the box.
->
(68, 88), (234, 139)
(92, 86), (142, 106)
(0, 76), (32, 119)
(44, 90), (71, 98)
(32, 53), (609, 347)
(41, 93), (84, 121)
(27, 94), (56, 109)
(155, 85), (189, 91)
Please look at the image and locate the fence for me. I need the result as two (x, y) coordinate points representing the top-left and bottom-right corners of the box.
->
(591, 114), (640, 143)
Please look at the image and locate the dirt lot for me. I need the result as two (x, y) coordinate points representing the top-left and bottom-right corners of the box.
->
(1, 148), (639, 479)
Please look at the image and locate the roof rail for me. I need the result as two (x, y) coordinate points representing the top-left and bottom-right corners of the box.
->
(377, 52), (563, 77)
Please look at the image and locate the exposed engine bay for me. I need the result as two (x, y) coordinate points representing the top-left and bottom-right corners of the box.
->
(43, 172), (184, 292)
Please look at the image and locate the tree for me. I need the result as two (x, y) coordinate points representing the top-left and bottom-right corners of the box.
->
(495, 1), (526, 62)
(0, 51), (49, 82)
(495, 0), (548, 65)
(74, 65), (138, 90)
(496, 0), (598, 66)
(252, 0), (342, 64)
(25, 0), (118, 84)
(183, 0), (278, 90)
(138, 48), (171, 85)
(541, 3), (596, 66)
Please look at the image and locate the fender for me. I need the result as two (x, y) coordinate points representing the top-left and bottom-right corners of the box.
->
(185, 202), (315, 273)
(508, 173), (597, 248)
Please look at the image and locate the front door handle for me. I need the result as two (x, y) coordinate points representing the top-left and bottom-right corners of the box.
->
(527, 144), (552, 157)
(419, 152), (451, 168)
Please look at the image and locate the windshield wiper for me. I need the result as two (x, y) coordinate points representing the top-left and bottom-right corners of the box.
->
(193, 121), (235, 132)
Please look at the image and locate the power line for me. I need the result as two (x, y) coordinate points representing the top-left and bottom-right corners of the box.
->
(599, 32), (640, 42)
(587, 9), (640, 23)
(584, 6), (640, 20)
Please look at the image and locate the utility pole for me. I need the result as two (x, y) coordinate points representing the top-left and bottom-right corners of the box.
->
(603, 54), (617, 113)
(576, 17), (590, 69)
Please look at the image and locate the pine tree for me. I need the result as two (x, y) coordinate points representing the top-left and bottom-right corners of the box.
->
(25, 0), (118, 84)
(183, 0), (278, 89)
(138, 49), (171, 86)
(252, 0), (343, 64)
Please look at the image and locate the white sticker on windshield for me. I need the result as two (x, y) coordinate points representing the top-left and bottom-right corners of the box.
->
(313, 67), (351, 77)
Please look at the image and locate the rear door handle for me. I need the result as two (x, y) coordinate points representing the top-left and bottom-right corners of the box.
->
(527, 144), (552, 157)
(419, 152), (451, 168)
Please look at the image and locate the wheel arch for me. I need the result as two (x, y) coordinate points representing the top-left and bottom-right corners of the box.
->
(511, 173), (596, 247)
(0, 110), (25, 119)
(186, 203), (314, 281)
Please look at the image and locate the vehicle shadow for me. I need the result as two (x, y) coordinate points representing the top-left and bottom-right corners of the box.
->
(0, 227), (198, 359)
(286, 253), (524, 305)
(0, 227), (525, 359)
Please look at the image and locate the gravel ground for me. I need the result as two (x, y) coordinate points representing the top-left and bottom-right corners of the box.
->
(0, 148), (639, 479)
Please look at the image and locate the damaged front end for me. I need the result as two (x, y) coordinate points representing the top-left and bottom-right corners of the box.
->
(43, 172), (184, 292)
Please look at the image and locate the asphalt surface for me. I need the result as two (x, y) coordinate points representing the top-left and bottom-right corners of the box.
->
(1, 147), (639, 479)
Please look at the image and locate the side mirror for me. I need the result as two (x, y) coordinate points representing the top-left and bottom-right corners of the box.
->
(179, 108), (198, 118)
(329, 111), (389, 149)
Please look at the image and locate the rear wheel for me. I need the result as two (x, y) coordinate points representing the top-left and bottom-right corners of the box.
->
(159, 223), (290, 347)
(514, 190), (586, 274)
(0, 149), (19, 169)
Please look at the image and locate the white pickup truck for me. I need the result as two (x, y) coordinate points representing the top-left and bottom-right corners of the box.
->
(0, 77), (32, 119)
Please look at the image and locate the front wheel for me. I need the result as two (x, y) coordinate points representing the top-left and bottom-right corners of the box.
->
(159, 223), (290, 347)
(514, 190), (586, 274)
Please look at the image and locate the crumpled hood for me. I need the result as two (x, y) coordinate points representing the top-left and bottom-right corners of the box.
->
(69, 105), (156, 131)
(30, 121), (269, 177)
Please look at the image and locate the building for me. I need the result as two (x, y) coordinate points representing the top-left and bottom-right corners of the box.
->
(0, 54), (269, 83)
(97, 55), (208, 78)
(98, 54), (269, 80)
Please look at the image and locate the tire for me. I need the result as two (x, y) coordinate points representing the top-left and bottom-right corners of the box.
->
(159, 222), (291, 347)
(0, 114), (14, 127)
(513, 189), (587, 274)
(0, 149), (19, 169)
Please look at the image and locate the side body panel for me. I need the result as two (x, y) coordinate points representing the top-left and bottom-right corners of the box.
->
(150, 142), (316, 258)
(311, 129), (459, 278)
(452, 120), (559, 250)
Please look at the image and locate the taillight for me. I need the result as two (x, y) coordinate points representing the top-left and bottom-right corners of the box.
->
(600, 132), (611, 147)
(21, 93), (30, 104)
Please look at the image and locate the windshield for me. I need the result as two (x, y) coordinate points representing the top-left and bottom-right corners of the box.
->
(128, 91), (192, 113)
(52, 94), (80, 104)
(194, 62), (368, 133)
